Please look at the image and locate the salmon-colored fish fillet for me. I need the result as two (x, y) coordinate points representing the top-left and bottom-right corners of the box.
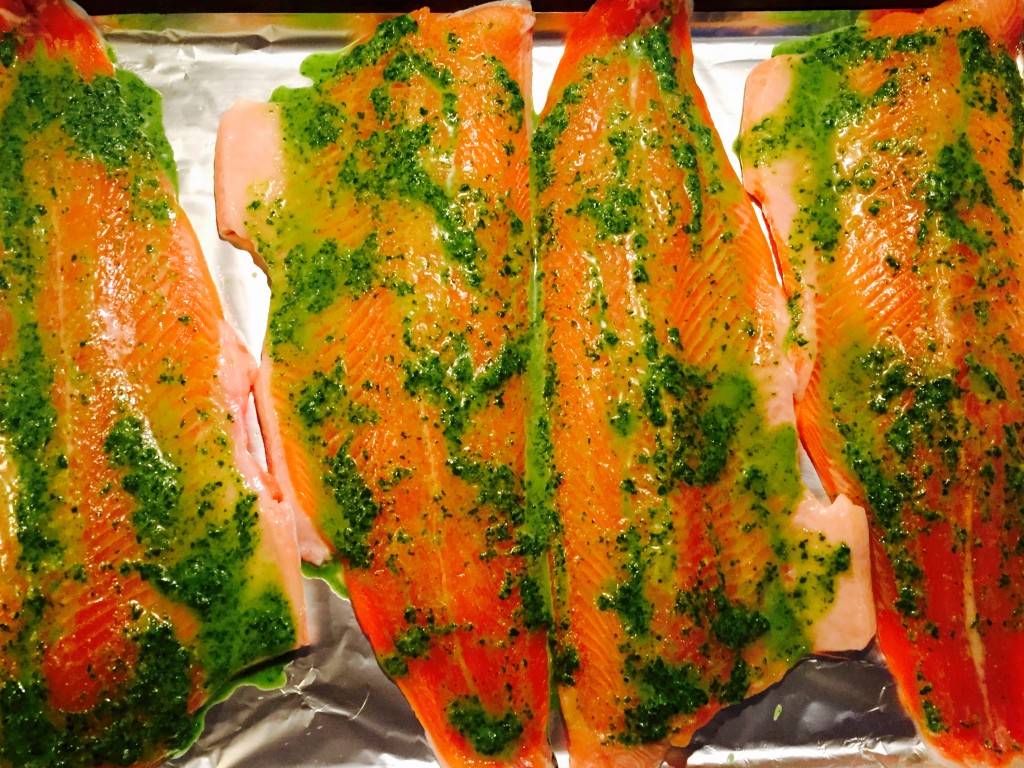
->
(740, 0), (1024, 763)
(0, 1), (306, 765)
(215, 5), (552, 766)
(532, 1), (874, 765)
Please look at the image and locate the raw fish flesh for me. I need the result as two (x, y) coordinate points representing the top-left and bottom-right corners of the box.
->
(0, 0), (307, 765)
(532, 0), (875, 764)
(215, 4), (552, 766)
(740, 0), (1024, 762)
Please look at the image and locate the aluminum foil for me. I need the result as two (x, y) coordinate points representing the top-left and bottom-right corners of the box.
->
(94, 11), (944, 767)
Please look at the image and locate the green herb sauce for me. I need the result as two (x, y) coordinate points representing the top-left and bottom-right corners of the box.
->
(299, 14), (418, 84)
(917, 134), (1006, 253)
(105, 415), (184, 549)
(116, 69), (178, 190)
(320, 437), (382, 569)
(0, 621), (200, 768)
(0, 32), (20, 68)
(269, 234), (382, 350)
(446, 696), (524, 757)
(301, 560), (349, 597)
(0, 322), (60, 568)
(105, 415), (297, 683)
(620, 657), (708, 744)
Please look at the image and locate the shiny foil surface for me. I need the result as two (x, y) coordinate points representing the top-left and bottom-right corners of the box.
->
(95, 11), (940, 767)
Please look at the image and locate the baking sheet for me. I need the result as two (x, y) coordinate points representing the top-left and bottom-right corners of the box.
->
(94, 11), (941, 767)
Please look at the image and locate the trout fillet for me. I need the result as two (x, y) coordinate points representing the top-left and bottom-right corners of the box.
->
(215, 5), (553, 766)
(0, 1), (306, 765)
(532, 0), (874, 765)
(740, 0), (1024, 763)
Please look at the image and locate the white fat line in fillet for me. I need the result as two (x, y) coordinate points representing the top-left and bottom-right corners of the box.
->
(418, 396), (475, 690)
(929, 267), (959, 389)
(580, 244), (647, 371)
(794, 253), (820, 400)
(0, 8), (27, 26)
(0, 434), (14, 574)
(756, 283), (798, 430)
(581, 65), (648, 360)
(49, 162), (71, 471)
(961, 494), (994, 737)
